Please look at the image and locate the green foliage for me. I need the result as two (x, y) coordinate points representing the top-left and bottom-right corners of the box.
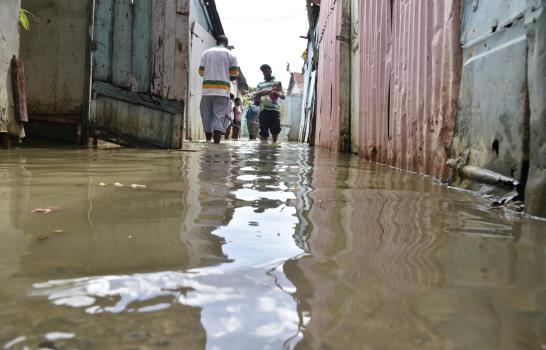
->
(19, 9), (35, 30)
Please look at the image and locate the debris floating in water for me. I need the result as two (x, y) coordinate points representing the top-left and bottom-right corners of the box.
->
(53, 229), (65, 235)
(114, 182), (124, 187)
(31, 206), (60, 214)
(130, 184), (147, 189)
(98, 182), (107, 187)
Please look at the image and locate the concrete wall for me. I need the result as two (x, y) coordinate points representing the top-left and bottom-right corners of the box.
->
(20, 0), (88, 116)
(0, 0), (24, 138)
(451, 0), (528, 191)
(286, 94), (303, 141)
(185, 19), (217, 141)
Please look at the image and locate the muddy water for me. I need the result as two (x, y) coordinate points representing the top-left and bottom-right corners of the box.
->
(0, 143), (545, 350)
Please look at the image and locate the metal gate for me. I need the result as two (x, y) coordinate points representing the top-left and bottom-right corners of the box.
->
(90, 0), (188, 148)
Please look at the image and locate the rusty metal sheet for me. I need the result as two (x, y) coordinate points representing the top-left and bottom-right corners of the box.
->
(10, 57), (28, 123)
(525, 1), (546, 217)
(358, 0), (462, 180)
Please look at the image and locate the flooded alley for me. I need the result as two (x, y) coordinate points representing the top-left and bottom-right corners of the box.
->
(1, 142), (545, 350)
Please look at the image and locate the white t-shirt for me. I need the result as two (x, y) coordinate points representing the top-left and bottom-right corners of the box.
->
(199, 46), (240, 97)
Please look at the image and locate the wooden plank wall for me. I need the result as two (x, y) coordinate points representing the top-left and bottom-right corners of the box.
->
(94, 0), (189, 102)
(93, 0), (114, 81)
(163, 0), (176, 99)
(112, 0), (132, 88)
(175, 0), (190, 101)
(151, 0), (165, 96)
(132, 0), (152, 92)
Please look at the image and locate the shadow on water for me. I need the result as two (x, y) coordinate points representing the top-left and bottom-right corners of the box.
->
(0, 143), (545, 349)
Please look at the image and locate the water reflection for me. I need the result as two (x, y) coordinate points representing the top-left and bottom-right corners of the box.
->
(1, 144), (308, 349)
(1, 144), (545, 349)
(286, 151), (546, 350)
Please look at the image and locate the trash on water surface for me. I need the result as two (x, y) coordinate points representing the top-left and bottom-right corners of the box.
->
(31, 206), (60, 214)
(130, 184), (147, 189)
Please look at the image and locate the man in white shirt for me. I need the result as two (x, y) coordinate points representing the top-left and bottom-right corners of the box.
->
(198, 35), (240, 144)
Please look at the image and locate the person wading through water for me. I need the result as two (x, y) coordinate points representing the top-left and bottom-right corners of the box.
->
(255, 64), (285, 143)
(198, 35), (240, 144)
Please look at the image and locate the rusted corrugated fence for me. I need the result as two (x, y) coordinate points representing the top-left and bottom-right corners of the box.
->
(359, 0), (462, 180)
(314, 0), (342, 152)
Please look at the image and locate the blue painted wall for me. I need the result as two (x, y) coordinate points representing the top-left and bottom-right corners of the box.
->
(190, 0), (214, 35)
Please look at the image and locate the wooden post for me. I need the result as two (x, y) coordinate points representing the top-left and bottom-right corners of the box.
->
(10, 56), (29, 123)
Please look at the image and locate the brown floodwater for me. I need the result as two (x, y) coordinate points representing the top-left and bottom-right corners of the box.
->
(0, 142), (545, 350)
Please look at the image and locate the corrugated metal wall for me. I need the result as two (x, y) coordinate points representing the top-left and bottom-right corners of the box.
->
(350, 0), (360, 154)
(359, 0), (462, 180)
(314, 0), (342, 151)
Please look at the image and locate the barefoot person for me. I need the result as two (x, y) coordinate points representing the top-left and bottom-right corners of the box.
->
(255, 64), (285, 143)
(198, 35), (240, 144)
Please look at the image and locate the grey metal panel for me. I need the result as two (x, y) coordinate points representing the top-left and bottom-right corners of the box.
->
(132, 0), (152, 92)
(461, 0), (527, 46)
(456, 22), (528, 179)
(112, 0), (132, 88)
(93, 0), (114, 81)
(525, 2), (546, 217)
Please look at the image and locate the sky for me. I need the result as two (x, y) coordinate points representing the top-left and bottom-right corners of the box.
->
(215, 0), (309, 89)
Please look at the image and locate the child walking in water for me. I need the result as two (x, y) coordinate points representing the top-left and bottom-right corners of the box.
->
(231, 97), (243, 139)
(245, 98), (261, 140)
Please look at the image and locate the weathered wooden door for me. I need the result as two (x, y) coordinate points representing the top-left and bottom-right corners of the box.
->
(90, 0), (188, 148)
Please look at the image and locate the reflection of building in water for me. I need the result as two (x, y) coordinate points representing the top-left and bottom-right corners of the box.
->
(0, 157), (30, 281)
(8, 149), (226, 277)
(288, 150), (445, 349)
(288, 149), (546, 349)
